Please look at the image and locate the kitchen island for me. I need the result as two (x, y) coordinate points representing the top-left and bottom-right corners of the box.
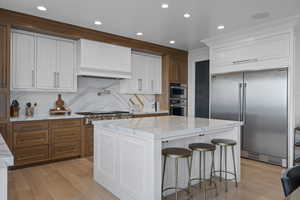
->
(93, 116), (242, 200)
(0, 134), (14, 200)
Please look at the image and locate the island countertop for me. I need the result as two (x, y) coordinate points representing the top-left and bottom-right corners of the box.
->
(93, 116), (242, 140)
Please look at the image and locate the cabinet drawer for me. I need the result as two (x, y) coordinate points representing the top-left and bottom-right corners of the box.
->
(52, 127), (81, 143)
(14, 129), (49, 148)
(52, 141), (80, 159)
(13, 121), (48, 132)
(15, 145), (49, 166)
(50, 119), (81, 129)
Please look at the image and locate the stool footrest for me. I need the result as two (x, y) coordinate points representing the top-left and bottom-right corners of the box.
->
(213, 170), (237, 176)
(162, 187), (190, 198)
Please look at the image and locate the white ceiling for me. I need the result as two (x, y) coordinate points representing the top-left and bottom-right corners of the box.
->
(1, 0), (300, 50)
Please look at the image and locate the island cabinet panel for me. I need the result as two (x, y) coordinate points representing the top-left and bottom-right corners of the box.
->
(94, 127), (156, 200)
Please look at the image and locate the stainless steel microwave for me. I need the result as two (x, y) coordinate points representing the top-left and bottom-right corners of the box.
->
(169, 83), (187, 99)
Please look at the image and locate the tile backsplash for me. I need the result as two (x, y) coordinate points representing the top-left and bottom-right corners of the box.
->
(11, 77), (156, 116)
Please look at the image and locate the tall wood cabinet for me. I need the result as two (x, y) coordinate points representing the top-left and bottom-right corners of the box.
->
(159, 54), (188, 110)
(169, 55), (188, 84)
(0, 24), (10, 148)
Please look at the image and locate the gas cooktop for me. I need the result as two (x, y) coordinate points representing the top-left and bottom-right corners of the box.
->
(76, 111), (130, 115)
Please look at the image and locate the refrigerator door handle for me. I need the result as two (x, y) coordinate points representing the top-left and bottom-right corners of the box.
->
(242, 83), (247, 124)
(239, 83), (243, 121)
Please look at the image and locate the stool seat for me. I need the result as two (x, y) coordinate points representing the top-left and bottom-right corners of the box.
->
(189, 143), (216, 151)
(162, 148), (192, 158)
(211, 139), (236, 146)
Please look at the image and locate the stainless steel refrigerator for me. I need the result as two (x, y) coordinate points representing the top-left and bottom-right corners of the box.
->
(211, 68), (288, 166)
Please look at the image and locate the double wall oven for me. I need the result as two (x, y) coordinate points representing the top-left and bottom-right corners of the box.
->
(169, 83), (187, 116)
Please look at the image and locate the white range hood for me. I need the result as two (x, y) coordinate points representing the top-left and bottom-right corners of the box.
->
(77, 39), (132, 79)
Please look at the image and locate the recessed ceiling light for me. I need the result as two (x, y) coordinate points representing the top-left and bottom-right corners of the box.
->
(37, 6), (47, 11)
(136, 32), (143, 36)
(169, 40), (175, 44)
(184, 13), (191, 18)
(217, 25), (225, 30)
(161, 3), (169, 8)
(94, 21), (102, 25)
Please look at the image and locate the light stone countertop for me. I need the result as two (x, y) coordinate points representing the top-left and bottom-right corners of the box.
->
(93, 116), (242, 141)
(0, 134), (13, 167)
(10, 114), (85, 122)
(132, 110), (169, 115)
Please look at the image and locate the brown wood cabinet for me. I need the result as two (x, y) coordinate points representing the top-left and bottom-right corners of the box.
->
(169, 56), (188, 85)
(0, 24), (9, 89)
(0, 24), (10, 149)
(12, 118), (83, 167)
(84, 124), (94, 157)
(51, 119), (81, 160)
(13, 121), (50, 166)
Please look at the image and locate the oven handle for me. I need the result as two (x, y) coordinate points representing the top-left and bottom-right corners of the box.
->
(170, 86), (186, 89)
(170, 105), (186, 108)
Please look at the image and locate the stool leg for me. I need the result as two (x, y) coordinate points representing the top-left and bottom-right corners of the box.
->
(199, 151), (202, 188)
(210, 151), (214, 185)
(203, 152), (207, 200)
(232, 146), (238, 187)
(225, 146), (228, 192)
(187, 156), (192, 193)
(175, 158), (179, 200)
(162, 155), (167, 197)
(203, 152), (206, 181)
(219, 146), (222, 182)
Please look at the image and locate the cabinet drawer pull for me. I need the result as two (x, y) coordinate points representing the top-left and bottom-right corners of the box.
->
(198, 134), (205, 136)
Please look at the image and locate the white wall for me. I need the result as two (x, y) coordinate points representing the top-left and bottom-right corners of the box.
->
(188, 47), (209, 116)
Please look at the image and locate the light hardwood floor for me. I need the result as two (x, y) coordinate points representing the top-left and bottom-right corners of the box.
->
(8, 158), (284, 200)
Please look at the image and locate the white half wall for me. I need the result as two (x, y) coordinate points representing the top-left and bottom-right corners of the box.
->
(188, 47), (209, 117)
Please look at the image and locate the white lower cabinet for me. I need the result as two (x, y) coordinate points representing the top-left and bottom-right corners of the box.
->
(120, 53), (162, 94)
(11, 29), (77, 92)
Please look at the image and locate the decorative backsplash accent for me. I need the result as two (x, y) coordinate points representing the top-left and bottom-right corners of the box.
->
(11, 77), (156, 117)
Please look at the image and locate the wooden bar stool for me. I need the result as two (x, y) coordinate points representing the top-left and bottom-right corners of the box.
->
(211, 138), (238, 192)
(162, 147), (192, 200)
(188, 143), (218, 198)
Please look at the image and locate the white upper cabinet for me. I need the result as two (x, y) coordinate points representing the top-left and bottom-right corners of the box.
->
(57, 40), (76, 91)
(11, 31), (35, 89)
(11, 30), (77, 92)
(36, 36), (57, 89)
(77, 39), (132, 79)
(209, 33), (291, 74)
(120, 53), (162, 94)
